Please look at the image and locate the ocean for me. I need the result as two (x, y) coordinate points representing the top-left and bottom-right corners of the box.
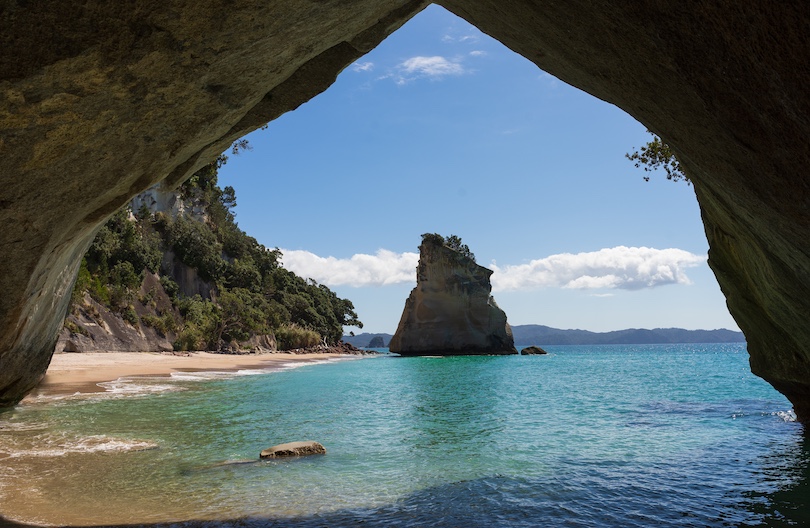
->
(0, 344), (806, 527)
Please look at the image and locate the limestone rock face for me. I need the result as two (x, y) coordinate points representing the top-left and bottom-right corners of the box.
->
(389, 238), (517, 356)
(56, 292), (175, 354)
(2, 1), (810, 419)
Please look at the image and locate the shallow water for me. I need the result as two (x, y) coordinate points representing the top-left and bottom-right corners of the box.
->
(1, 344), (807, 527)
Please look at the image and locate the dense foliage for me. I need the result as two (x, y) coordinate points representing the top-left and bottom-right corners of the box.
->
(626, 131), (689, 184)
(421, 233), (476, 262)
(70, 155), (362, 351)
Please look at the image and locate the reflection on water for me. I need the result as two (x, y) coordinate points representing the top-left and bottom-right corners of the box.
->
(743, 429), (810, 527)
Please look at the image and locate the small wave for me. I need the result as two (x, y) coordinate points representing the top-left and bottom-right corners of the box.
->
(729, 409), (798, 422)
(278, 358), (343, 370)
(1, 434), (158, 458)
(169, 371), (240, 381)
(234, 368), (275, 376)
(0, 422), (49, 433)
(97, 377), (188, 395)
(775, 410), (797, 422)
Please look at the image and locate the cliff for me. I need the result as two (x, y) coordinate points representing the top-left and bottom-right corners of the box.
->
(389, 235), (517, 356)
(58, 275), (176, 354)
(57, 176), (357, 355)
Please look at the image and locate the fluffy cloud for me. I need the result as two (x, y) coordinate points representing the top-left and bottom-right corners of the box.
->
(279, 246), (704, 292)
(351, 61), (374, 72)
(442, 33), (480, 44)
(490, 246), (705, 291)
(396, 56), (465, 83)
(280, 249), (418, 287)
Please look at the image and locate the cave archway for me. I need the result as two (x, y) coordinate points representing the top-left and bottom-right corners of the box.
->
(1, 1), (809, 419)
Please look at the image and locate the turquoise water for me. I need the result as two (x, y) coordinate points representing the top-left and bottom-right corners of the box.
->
(1, 344), (808, 527)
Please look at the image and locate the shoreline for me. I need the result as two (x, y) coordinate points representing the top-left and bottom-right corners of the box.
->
(25, 351), (353, 399)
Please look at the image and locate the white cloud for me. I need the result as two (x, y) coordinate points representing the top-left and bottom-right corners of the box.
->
(390, 56), (467, 84)
(442, 33), (480, 44)
(279, 246), (705, 293)
(400, 56), (465, 77)
(280, 249), (418, 287)
(351, 61), (374, 72)
(469, 50), (486, 57)
(490, 246), (705, 292)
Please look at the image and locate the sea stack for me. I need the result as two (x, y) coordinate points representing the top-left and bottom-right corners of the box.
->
(389, 234), (517, 356)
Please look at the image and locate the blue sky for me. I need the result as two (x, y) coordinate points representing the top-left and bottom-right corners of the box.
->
(218, 5), (738, 335)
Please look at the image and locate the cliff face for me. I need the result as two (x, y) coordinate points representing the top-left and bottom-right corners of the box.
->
(56, 187), (216, 354)
(58, 277), (176, 354)
(2, 2), (810, 419)
(389, 239), (517, 355)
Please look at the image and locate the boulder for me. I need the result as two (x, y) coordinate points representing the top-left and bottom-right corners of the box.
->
(521, 346), (548, 355)
(389, 236), (517, 356)
(260, 441), (326, 459)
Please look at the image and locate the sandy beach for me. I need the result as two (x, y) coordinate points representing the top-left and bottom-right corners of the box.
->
(26, 351), (348, 398)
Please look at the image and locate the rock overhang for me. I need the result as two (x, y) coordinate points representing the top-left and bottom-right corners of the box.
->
(1, 1), (809, 420)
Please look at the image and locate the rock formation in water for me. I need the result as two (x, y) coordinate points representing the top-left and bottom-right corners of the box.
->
(389, 235), (517, 356)
(2, 2), (810, 419)
(367, 336), (386, 348)
(521, 346), (548, 355)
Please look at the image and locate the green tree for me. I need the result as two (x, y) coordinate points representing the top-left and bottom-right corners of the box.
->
(174, 295), (219, 350)
(421, 233), (476, 262)
(166, 216), (225, 282)
(626, 132), (689, 184)
(109, 261), (141, 308)
(216, 287), (270, 343)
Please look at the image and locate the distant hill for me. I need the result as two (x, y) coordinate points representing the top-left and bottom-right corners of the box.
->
(344, 326), (744, 347)
(510, 325), (744, 345)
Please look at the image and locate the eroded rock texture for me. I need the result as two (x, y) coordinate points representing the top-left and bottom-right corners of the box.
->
(389, 237), (517, 356)
(1, 2), (810, 418)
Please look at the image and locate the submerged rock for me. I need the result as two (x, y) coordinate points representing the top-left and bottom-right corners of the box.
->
(521, 346), (548, 355)
(389, 235), (517, 356)
(260, 441), (326, 459)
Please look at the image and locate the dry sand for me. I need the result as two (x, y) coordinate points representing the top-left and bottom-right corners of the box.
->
(27, 351), (346, 397)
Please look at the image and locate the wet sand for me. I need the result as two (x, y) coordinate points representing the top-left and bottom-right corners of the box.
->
(26, 351), (347, 398)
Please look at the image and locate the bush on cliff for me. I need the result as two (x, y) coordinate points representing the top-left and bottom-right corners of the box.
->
(626, 131), (689, 184)
(421, 233), (476, 262)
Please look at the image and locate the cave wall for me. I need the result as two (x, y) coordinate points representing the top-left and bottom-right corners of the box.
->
(2, 1), (809, 417)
